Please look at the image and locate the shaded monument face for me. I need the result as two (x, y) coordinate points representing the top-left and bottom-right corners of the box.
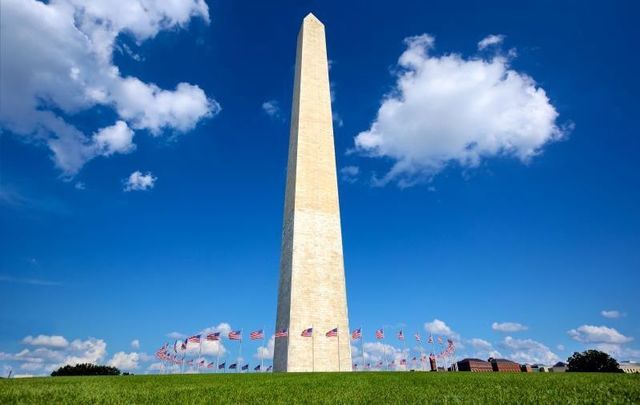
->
(273, 13), (352, 372)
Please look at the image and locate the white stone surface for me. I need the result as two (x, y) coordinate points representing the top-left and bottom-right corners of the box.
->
(274, 13), (352, 372)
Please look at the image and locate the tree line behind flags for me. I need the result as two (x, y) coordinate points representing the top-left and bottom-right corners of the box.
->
(154, 327), (456, 373)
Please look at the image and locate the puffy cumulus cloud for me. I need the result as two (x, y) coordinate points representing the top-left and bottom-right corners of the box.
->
(108, 351), (140, 370)
(93, 121), (135, 156)
(0, 0), (217, 176)
(123, 171), (157, 192)
(601, 310), (625, 319)
(254, 336), (275, 360)
(361, 342), (408, 369)
(501, 336), (559, 365)
(167, 331), (186, 340)
(492, 322), (528, 333)
(64, 338), (108, 366)
(0, 336), (109, 375)
(592, 344), (640, 362)
(478, 34), (505, 50)
(469, 338), (493, 351)
(424, 319), (460, 343)
(22, 335), (69, 348)
(131, 339), (140, 349)
(567, 325), (633, 344)
(354, 34), (567, 187)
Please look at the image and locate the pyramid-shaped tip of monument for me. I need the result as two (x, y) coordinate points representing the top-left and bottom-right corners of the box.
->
(303, 13), (324, 26)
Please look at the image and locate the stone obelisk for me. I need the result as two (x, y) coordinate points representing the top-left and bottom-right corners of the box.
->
(274, 13), (352, 372)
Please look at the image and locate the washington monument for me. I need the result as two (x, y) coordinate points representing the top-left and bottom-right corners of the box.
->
(273, 14), (352, 372)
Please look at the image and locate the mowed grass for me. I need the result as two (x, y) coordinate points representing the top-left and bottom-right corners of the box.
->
(1, 372), (639, 404)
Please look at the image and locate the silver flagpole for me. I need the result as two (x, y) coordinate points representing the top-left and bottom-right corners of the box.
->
(361, 326), (365, 372)
(311, 324), (315, 372)
(215, 336), (221, 374)
(383, 336), (387, 371)
(238, 329), (243, 373)
(261, 326), (265, 372)
(198, 338), (202, 374)
(402, 331), (407, 371)
(337, 326), (341, 372)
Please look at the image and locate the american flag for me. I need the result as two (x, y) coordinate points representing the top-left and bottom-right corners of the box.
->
(326, 328), (338, 337)
(187, 360), (194, 365)
(250, 329), (264, 340)
(366, 363), (371, 369)
(181, 339), (187, 350)
(301, 327), (313, 337)
(187, 335), (201, 344)
(376, 361), (383, 367)
(267, 365), (273, 372)
(218, 362), (226, 369)
(397, 330), (404, 340)
(414, 333), (421, 342)
(400, 359), (407, 365)
(428, 334), (434, 344)
(437, 336), (443, 344)
(375, 328), (384, 339)
(228, 330), (242, 340)
(207, 362), (214, 368)
(173, 341), (178, 352)
(254, 365), (261, 371)
(351, 328), (362, 340)
(199, 360), (205, 367)
(275, 328), (289, 338)
(241, 364), (249, 371)
(206, 332), (220, 341)
(229, 363), (237, 369)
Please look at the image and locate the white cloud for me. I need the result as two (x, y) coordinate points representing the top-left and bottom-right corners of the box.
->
(501, 336), (559, 365)
(167, 331), (186, 340)
(340, 166), (360, 183)
(254, 336), (275, 360)
(262, 100), (281, 119)
(478, 34), (505, 50)
(130, 340), (140, 349)
(108, 352), (140, 370)
(469, 338), (493, 351)
(592, 344), (640, 362)
(567, 325), (633, 344)
(22, 335), (69, 348)
(601, 310), (625, 319)
(424, 319), (459, 341)
(354, 34), (567, 187)
(93, 121), (135, 156)
(124, 171), (157, 192)
(63, 338), (108, 366)
(0, 0), (217, 175)
(492, 322), (528, 333)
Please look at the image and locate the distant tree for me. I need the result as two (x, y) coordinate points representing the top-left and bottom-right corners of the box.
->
(51, 363), (121, 376)
(566, 350), (622, 372)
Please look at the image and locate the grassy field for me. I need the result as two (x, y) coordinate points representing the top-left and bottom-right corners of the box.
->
(1, 372), (639, 404)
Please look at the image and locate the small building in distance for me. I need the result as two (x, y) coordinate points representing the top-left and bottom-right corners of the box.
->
(550, 362), (567, 372)
(619, 361), (640, 373)
(520, 364), (532, 372)
(489, 358), (521, 372)
(457, 358), (493, 372)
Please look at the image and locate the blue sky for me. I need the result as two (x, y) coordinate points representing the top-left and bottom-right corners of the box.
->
(1, 0), (639, 375)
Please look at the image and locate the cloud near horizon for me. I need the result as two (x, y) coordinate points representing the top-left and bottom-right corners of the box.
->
(354, 34), (568, 187)
(0, 0), (218, 176)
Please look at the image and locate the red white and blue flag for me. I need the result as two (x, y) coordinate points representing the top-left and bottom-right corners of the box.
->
(228, 330), (242, 340)
(207, 362), (214, 368)
(414, 333), (421, 342)
(437, 336), (443, 344)
(375, 328), (384, 339)
(351, 328), (362, 340)
(254, 364), (261, 371)
(397, 330), (404, 340)
(267, 365), (273, 372)
(206, 332), (220, 341)
(301, 327), (313, 337)
(218, 362), (226, 369)
(229, 363), (237, 369)
(250, 329), (264, 340)
(428, 334), (434, 344)
(275, 328), (289, 338)
(326, 328), (338, 337)
(187, 335), (201, 344)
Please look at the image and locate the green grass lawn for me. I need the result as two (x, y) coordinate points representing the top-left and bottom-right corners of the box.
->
(1, 372), (638, 404)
